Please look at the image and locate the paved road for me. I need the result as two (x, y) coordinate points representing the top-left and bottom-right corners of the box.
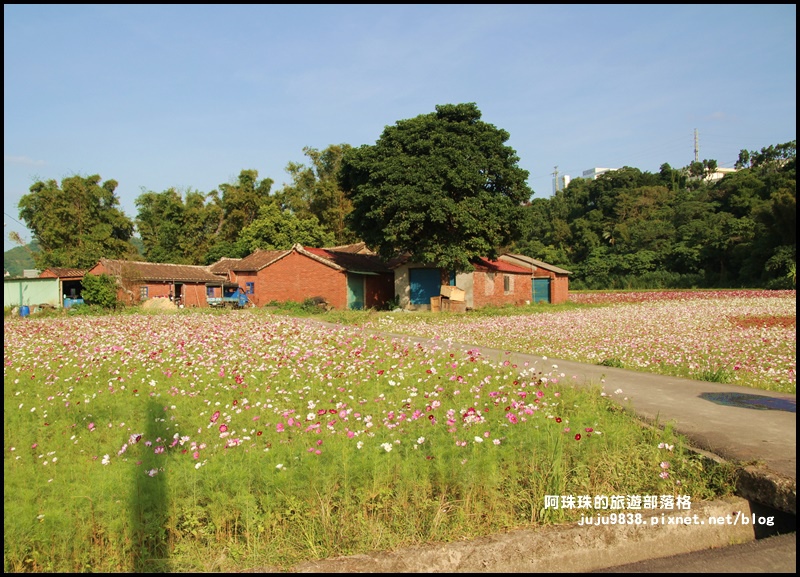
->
(592, 531), (796, 573)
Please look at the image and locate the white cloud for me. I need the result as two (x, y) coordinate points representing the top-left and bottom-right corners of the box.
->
(4, 155), (45, 166)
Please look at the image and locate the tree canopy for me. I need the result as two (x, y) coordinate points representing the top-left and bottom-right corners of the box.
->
(508, 140), (796, 289)
(17, 174), (137, 269)
(238, 203), (334, 252)
(339, 103), (532, 272)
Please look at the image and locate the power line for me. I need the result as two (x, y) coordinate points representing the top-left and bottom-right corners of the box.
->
(4, 211), (28, 229)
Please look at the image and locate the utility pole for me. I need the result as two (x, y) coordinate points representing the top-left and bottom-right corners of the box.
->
(694, 129), (699, 163)
(552, 166), (559, 193)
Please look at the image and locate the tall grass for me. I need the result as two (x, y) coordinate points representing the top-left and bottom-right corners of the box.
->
(5, 310), (737, 572)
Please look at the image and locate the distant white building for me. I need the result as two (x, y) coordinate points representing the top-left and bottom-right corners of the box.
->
(581, 167), (618, 180)
(687, 166), (738, 183)
(552, 167), (618, 194)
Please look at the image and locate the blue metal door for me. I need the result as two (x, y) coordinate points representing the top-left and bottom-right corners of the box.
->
(533, 278), (551, 303)
(409, 268), (441, 305)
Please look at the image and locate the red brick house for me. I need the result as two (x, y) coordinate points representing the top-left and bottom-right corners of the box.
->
(462, 257), (533, 309)
(391, 255), (533, 310)
(226, 244), (394, 310)
(498, 253), (571, 304)
(88, 259), (228, 307)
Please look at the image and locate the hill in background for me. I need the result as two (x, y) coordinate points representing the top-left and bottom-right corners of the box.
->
(4, 238), (144, 277)
(4, 242), (38, 277)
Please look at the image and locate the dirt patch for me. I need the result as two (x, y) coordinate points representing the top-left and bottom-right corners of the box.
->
(141, 298), (177, 310)
(727, 315), (795, 329)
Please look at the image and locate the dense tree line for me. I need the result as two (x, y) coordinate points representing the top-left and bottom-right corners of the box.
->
(12, 102), (795, 290)
(516, 140), (795, 289)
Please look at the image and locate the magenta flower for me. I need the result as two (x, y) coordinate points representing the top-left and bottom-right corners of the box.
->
(210, 411), (220, 423)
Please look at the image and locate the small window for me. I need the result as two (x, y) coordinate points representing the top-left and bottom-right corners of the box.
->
(206, 286), (214, 297)
(246, 282), (255, 295)
(504, 275), (512, 294)
(139, 286), (148, 300)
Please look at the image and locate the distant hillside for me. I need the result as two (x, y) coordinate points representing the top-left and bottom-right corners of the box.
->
(4, 238), (144, 277)
(4, 242), (39, 277)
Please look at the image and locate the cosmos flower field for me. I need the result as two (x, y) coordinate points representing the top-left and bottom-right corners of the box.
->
(376, 290), (796, 394)
(4, 289), (791, 571)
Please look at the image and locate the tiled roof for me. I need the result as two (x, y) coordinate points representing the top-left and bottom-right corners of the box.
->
(303, 246), (391, 274)
(40, 267), (89, 279)
(231, 249), (291, 272)
(499, 254), (572, 275)
(98, 259), (224, 283)
(322, 242), (374, 254)
(471, 257), (532, 274)
(208, 257), (242, 275)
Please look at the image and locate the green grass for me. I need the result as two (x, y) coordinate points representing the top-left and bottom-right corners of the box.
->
(4, 310), (739, 572)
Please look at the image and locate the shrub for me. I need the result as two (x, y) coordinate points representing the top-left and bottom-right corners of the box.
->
(80, 273), (120, 309)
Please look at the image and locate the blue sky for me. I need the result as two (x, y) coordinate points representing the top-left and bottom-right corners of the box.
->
(4, 4), (796, 252)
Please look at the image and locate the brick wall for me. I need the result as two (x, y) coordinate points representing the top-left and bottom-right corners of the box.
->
(471, 271), (532, 309)
(245, 252), (348, 308)
(551, 274), (569, 304)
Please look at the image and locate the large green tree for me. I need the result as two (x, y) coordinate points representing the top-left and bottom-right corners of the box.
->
(135, 187), (223, 264)
(217, 169), (274, 243)
(339, 103), (532, 272)
(135, 188), (189, 263)
(18, 174), (136, 269)
(276, 144), (358, 246)
(238, 202), (334, 252)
